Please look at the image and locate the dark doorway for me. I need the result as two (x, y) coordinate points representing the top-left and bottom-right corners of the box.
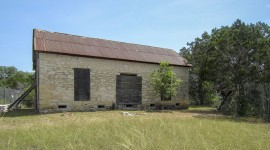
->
(116, 74), (142, 106)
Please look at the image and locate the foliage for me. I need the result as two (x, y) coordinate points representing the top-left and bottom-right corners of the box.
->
(202, 81), (219, 106)
(180, 19), (270, 116)
(150, 62), (181, 100)
(0, 66), (34, 89)
(0, 66), (34, 107)
(0, 109), (269, 150)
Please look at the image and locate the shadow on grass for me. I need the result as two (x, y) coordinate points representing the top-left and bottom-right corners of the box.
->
(186, 108), (269, 124)
(184, 109), (220, 115)
(193, 114), (269, 124)
(0, 109), (37, 117)
(145, 110), (174, 113)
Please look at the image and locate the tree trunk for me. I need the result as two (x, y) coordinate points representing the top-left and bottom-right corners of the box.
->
(218, 90), (235, 113)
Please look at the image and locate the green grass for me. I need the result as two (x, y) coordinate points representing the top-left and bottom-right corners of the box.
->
(0, 107), (269, 150)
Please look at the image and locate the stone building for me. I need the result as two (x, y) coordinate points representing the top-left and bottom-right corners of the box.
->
(33, 29), (191, 113)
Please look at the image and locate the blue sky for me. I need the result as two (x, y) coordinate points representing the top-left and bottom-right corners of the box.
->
(0, 0), (270, 72)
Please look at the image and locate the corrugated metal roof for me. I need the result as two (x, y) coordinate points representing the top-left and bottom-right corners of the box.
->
(33, 29), (191, 67)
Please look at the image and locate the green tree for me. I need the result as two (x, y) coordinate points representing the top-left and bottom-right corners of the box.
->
(0, 66), (34, 89)
(180, 32), (217, 105)
(180, 19), (270, 116)
(150, 62), (181, 100)
(0, 66), (35, 107)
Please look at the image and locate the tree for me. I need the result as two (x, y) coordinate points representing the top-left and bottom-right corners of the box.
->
(150, 62), (181, 100)
(0, 66), (35, 107)
(0, 66), (34, 89)
(180, 32), (218, 105)
(180, 19), (270, 116)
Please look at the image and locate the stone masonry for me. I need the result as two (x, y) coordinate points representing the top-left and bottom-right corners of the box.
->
(37, 52), (189, 112)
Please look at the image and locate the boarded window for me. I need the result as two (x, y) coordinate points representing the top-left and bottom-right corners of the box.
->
(116, 75), (142, 105)
(74, 68), (90, 101)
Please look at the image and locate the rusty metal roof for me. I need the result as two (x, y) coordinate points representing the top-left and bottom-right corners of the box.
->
(33, 29), (191, 67)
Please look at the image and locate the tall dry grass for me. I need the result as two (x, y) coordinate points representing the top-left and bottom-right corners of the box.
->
(0, 109), (269, 150)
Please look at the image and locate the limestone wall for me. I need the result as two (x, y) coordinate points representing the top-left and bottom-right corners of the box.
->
(37, 52), (190, 112)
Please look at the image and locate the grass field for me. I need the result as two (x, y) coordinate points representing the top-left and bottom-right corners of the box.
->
(0, 107), (269, 150)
